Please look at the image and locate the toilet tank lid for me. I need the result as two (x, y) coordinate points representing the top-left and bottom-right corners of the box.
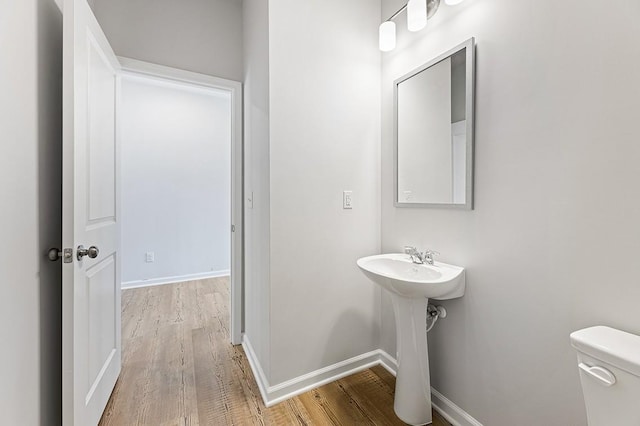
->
(571, 326), (640, 377)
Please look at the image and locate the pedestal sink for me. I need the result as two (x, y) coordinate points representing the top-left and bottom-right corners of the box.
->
(357, 253), (465, 425)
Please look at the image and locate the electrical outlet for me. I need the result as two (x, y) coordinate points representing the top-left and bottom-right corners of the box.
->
(145, 252), (155, 263)
(343, 190), (353, 209)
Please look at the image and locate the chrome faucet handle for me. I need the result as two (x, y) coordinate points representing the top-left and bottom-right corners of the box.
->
(423, 249), (440, 265)
(404, 246), (423, 264)
(404, 246), (418, 255)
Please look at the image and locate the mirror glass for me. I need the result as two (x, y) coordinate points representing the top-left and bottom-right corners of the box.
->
(394, 38), (474, 208)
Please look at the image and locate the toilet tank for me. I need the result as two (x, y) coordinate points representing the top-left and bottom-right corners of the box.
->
(570, 326), (640, 426)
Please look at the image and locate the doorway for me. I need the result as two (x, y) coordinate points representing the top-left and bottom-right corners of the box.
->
(61, 4), (242, 423)
(117, 58), (243, 344)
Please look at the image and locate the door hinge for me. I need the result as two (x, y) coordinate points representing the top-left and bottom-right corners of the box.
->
(231, 224), (236, 232)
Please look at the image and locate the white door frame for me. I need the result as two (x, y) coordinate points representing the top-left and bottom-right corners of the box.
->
(117, 57), (244, 344)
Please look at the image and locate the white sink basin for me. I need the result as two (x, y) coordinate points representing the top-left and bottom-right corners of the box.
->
(356, 253), (465, 299)
(357, 253), (466, 425)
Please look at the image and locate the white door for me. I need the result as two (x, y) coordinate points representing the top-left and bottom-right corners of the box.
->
(62, 0), (121, 424)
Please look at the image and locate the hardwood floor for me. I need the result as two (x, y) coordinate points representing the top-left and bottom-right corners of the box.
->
(99, 278), (450, 426)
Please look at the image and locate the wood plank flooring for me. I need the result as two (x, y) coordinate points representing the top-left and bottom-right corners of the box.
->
(99, 278), (450, 426)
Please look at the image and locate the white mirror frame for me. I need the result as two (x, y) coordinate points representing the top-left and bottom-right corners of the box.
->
(393, 37), (475, 209)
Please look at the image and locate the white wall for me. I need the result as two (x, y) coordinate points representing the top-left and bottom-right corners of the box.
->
(120, 74), (232, 286)
(242, 0), (272, 370)
(0, 0), (62, 423)
(381, 0), (640, 424)
(267, 0), (381, 384)
(92, 0), (243, 81)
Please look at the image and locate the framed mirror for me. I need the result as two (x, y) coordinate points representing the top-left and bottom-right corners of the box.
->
(394, 38), (475, 209)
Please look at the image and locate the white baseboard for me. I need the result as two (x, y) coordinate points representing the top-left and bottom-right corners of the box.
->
(378, 349), (399, 376)
(431, 388), (483, 426)
(121, 270), (230, 289)
(241, 336), (271, 405)
(374, 351), (482, 426)
(241, 340), (482, 426)
(243, 336), (389, 407)
(266, 350), (384, 406)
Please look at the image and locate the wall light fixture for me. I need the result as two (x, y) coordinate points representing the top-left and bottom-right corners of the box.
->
(379, 0), (465, 51)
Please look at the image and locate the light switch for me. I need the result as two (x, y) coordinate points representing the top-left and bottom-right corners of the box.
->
(146, 252), (155, 263)
(343, 190), (353, 209)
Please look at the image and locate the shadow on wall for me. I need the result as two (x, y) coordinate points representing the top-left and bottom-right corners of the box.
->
(321, 309), (378, 368)
(37, 0), (63, 424)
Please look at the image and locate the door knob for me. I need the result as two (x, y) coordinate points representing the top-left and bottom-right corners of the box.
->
(77, 245), (99, 261)
(48, 248), (61, 261)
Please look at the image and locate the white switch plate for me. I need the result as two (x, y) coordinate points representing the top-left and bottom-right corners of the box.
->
(146, 252), (155, 263)
(343, 190), (353, 209)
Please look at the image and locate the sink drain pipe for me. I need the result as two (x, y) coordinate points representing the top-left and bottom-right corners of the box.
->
(426, 304), (447, 332)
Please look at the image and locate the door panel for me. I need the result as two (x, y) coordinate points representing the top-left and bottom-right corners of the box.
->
(87, 35), (117, 222)
(63, 0), (121, 424)
(86, 255), (117, 389)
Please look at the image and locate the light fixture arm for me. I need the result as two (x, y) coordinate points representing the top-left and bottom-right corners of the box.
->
(382, 0), (441, 23)
(386, 3), (408, 22)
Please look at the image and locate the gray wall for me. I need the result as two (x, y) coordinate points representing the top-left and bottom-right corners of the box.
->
(0, 0), (63, 423)
(381, 0), (640, 424)
(242, 0), (381, 385)
(267, 0), (381, 384)
(451, 50), (466, 123)
(242, 0), (272, 371)
(92, 0), (243, 81)
(397, 57), (452, 203)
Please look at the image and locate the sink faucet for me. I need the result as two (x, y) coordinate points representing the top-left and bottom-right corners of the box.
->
(404, 246), (440, 265)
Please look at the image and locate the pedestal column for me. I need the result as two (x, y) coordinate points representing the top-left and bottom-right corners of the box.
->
(390, 294), (432, 425)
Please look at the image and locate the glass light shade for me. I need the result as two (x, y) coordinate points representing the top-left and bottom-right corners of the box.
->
(407, 0), (427, 32)
(445, 0), (465, 5)
(379, 21), (396, 52)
